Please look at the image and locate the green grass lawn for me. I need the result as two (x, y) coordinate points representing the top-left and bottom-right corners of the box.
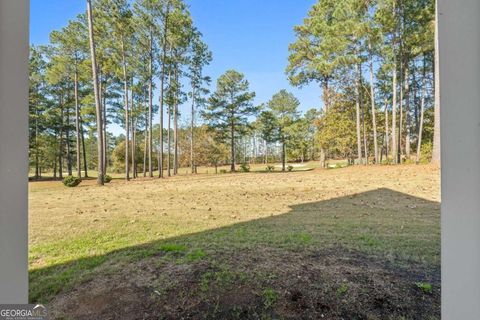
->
(29, 163), (441, 319)
(29, 161), (320, 180)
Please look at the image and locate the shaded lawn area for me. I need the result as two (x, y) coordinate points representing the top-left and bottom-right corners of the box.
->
(28, 165), (440, 319)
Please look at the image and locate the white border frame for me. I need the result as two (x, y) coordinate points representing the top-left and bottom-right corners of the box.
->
(440, 0), (480, 318)
(1, 0), (480, 318)
(0, 0), (30, 303)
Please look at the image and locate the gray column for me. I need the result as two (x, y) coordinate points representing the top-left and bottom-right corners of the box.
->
(0, 0), (30, 303)
(440, 0), (480, 318)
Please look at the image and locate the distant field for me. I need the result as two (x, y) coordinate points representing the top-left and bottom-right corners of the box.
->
(29, 164), (441, 319)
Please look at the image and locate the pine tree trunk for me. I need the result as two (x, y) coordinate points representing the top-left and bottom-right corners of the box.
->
(173, 69), (178, 175)
(362, 105), (368, 165)
(322, 79), (329, 113)
(99, 75), (104, 174)
(405, 62), (411, 159)
(34, 108), (40, 179)
(398, 57), (404, 164)
(391, 2), (398, 164)
(158, 8), (169, 178)
(412, 64), (419, 135)
(243, 137), (247, 164)
(252, 134), (256, 164)
(230, 121), (235, 172)
(158, 77), (164, 178)
(282, 139), (286, 172)
(190, 90), (195, 174)
(167, 101), (171, 177)
(354, 62), (362, 164)
(431, 2), (441, 166)
(143, 123), (148, 177)
(74, 69), (82, 178)
(416, 56), (427, 164)
(133, 120), (137, 178)
(80, 116), (88, 178)
(53, 154), (57, 179)
(131, 86), (136, 178)
(391, 57), (398, 164)
(59, 94), (64, 179)
(66, 101), (73, 176)
(87, 0), (104, 185)
(59, 142), (63, 178)
(264, 140), (268, 164)
(320, 77), (329, 167)
(360, 70), (368, 165)
(384, 99), (389, 161)
(369, 43), (379, 164)
(103, 81), (107, 175)
(121, 40), (130, 181)
(148, 28), (153, 177)
(159, 93), (164, 178)
(143, 90), (148, 177)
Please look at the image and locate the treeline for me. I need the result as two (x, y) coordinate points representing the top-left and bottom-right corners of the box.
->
(29, 0), (438, 184)
(286, 0), (439, 166)
(30, 0), (212, 184)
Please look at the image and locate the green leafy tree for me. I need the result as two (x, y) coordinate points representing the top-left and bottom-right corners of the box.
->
(29, 47), (49, 179)
(87, 0), (105, 185)
(188, 30), (212, 173)
(286, 0), (350, 111)
(50, 20), (89, 177)
(260, 90), (300, 171)
(203, 70), (257, 172)
(96, 0), (134, 180)
(317, 100), (357, 160)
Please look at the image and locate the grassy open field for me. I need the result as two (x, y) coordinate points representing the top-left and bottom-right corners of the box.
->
(29, 163), (440, 319)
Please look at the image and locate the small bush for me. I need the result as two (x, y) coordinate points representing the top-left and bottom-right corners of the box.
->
(287, 165), (294, 172)
(240, 163), (250, 172)
(262, 288), (278, 309)
(104, 175), (112, 183)
(62, 176), (81, 187)
(415, 282), (433, 294)
(419, 141), (433, 164)
(266, 165), (275, 172)
(337, 283), (349, 295)
(219, 169), (227, 174)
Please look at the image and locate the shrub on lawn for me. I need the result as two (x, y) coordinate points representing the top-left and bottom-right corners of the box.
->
(219, 169), (227, 174)
(266, 165), (275, 172)
(337, 283), (349, 295)
(415, 282), (433, 294)
(419, 141), (433, 164)
(240, 163), (250, 172)
(62, 176), (81, 187)
(262, 288), (278, 309)
(104, 175), (112, 183)
(287, 165), (294, 172)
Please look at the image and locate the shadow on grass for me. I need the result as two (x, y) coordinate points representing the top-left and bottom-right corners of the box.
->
(30, 188), (440, 319)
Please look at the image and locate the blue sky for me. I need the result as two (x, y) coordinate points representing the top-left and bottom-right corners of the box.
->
(30, 0), (321, 135)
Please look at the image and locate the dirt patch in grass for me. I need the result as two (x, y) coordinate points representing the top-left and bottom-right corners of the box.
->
(49, 247), (439, 320)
